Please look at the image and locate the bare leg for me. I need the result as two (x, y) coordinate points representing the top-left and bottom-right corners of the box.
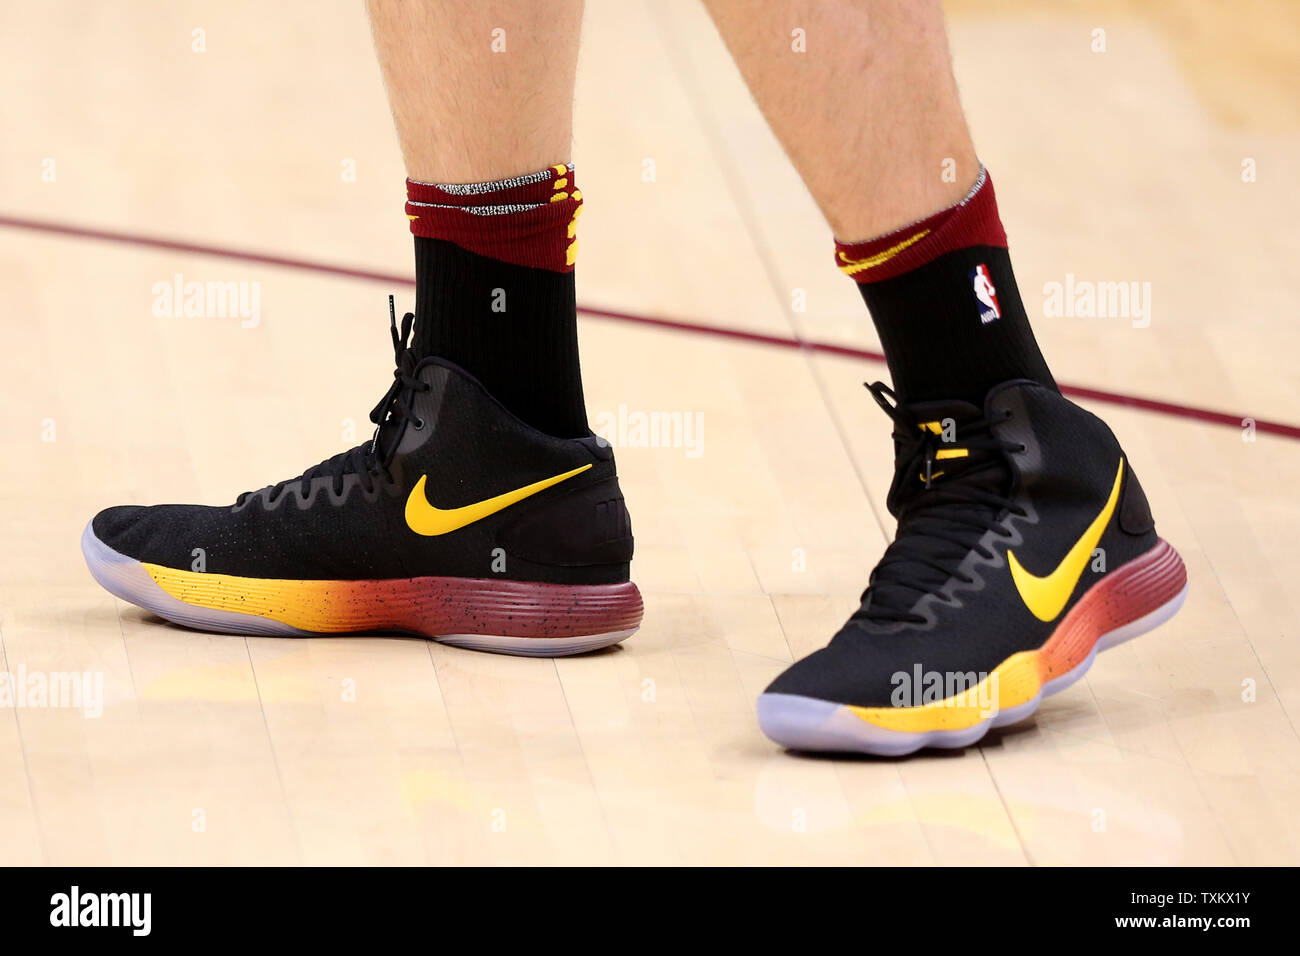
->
(702, 0), (978, 239)
(367, 0), (584, 183)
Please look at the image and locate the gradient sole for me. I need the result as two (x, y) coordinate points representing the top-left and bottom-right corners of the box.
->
(81, 523), (642, 657)
(757, 538), (1187, 755)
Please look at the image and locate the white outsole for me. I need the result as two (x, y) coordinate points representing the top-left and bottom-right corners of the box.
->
(81, 522), (634, 657)
(756, 583), (1188, 757)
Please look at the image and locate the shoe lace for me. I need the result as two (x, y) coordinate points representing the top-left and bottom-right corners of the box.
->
(237, 297), (431, 506)
(853, 382), (1026, 625)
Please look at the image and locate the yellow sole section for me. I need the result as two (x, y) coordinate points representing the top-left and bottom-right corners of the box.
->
(144, 563), (360, 632)
(846, 650), (1041, 733)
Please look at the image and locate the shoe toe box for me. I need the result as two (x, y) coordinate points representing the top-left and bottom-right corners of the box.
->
(764, 636), (902, 708)
(91, 503), (218, 568)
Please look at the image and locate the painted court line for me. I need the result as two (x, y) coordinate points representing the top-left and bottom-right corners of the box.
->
(3, 212), (1297, 441)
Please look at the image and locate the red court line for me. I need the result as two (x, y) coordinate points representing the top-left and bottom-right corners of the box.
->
(3, 212), (1297, 441)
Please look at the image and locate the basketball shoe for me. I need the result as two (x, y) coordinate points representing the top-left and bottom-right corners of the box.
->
(758, 379), (1187, 755)
(82, 303), (642, 656)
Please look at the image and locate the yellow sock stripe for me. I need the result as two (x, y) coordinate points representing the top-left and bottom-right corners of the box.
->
(565, 187), (583, 264)
(837, 229), (931, 276)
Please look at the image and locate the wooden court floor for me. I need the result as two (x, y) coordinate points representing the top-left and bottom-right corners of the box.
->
(1, 1), (1298, 865)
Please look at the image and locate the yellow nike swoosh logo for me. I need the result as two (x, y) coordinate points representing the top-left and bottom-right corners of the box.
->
(837, 229), (931, 275)
(1007, 459), (1124, 622)
(404, 464), (592, 536)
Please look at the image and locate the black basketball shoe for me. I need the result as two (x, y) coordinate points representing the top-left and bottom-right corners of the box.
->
(758, 380), (1186, 755)
(82, 302), (642, 656)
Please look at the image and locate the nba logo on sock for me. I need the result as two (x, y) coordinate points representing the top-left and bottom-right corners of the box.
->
(970, 263), (1001, 324)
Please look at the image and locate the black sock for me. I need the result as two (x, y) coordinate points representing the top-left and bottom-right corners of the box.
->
(857, 246), (1055, 406)
(835, 167), (1055, 407)
(406, 165), (588, 438)
(413, 237), (587, 438)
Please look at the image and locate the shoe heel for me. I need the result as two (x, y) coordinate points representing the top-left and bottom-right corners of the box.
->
(1039, 538), (1187, 683)
(406, 577), (644, 657)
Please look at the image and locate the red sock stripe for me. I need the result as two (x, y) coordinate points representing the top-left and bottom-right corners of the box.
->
(405, 165), (581, 272)
(834, 168), (1007, 283)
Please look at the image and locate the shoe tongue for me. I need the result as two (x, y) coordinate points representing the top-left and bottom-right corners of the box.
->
(902, 397), (983, 434)
(371, 414), (405, 462)
(861, 395), (1009, 624)
(370, 349), (423, 463)
(889, 395), (998, 515)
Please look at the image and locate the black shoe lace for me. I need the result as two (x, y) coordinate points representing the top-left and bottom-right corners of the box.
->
(237, 297), (431, 506)
(854, 382), (1027, 625)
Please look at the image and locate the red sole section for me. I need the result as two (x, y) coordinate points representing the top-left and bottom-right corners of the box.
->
(396, 577), (645, 638)
(1039, 537), (1187, 681)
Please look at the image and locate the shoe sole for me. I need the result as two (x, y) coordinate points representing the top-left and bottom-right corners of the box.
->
(81, 523), (642, 657)
(757, 538), (1187, 756)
